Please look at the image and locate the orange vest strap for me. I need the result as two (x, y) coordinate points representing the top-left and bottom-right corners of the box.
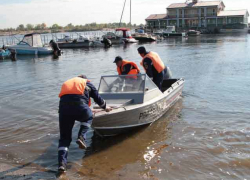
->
(88, 98), (91, 107)
(141, 52), (165, 73)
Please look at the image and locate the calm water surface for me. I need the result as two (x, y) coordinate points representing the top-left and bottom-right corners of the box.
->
(0, 34), (250, 180)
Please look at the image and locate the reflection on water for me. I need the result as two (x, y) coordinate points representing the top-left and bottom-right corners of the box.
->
(0, 34), (250, 180)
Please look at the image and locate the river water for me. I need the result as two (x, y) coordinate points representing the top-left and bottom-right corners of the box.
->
(0, 34), (250, 180)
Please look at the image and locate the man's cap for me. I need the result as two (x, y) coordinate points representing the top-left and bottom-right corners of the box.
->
(78, 74), (87, 79)
(137, 46), (147, 54)
(113, 56), (123, 63)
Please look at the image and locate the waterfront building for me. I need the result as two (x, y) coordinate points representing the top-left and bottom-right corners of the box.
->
(146, 0), (249, 32)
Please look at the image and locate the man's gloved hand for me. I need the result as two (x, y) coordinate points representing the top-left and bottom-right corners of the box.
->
(105, 106), (112, 112)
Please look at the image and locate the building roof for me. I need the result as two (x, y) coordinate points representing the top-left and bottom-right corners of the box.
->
(167, 1), (224, 9)
(217, 9), (249, 17)
(146, 14), (167, 20)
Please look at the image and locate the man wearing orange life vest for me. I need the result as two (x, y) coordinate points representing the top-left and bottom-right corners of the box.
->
(114, 56), (140, 78)
(57, 75), (112, 173)
(137, 46), (170, 91)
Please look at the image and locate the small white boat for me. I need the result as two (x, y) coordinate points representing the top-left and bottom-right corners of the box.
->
(104, 28), (138, 44)
(102, 32), (124, 45)
(57, 35), (73, 42)
(133, 33), (156, 42)
(116, 28), (138, 43)
(7, 34), (54, 55)
(57, 36), (112, 48)
(92, 74), (184, 136)
(187, 30), (201, 36)
(0, 49), (11, 58)
(154, 26), (186, 37)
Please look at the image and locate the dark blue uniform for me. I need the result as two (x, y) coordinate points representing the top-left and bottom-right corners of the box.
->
(58, 81), (106, 168)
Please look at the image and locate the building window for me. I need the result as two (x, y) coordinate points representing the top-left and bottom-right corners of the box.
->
(217, 18), (223, 24)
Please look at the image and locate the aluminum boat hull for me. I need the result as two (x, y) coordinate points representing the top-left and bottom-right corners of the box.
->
(92, 79), (184, 136)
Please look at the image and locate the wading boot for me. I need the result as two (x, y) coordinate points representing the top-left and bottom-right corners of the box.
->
(76, 137), (87, 149)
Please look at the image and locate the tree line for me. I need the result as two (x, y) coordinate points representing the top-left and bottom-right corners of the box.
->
(0, 22), (144, 32)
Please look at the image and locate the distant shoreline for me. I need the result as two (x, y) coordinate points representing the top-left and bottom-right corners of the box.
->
(0, 28), (117, 36)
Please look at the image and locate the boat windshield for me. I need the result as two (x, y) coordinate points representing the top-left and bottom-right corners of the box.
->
(99, 74), (146, 93)
(21, 34), (43, 47)
(21, 35), (33, 46)
(98, 74), (160, 104)
(99, 74), (159, 93)
(126, 31), (132, 37)
(115, 31), (123, 37)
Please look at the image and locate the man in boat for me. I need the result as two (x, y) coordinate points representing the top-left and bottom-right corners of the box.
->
(137, 46), (171, 91)
(58, 75), (112, 173)
(114, 56), (140, 78)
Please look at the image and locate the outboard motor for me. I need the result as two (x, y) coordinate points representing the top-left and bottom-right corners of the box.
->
(102, 37), (112, 48)
(50, 40), (61, 56)
(10, 49), (17, 61)
(164, 66), (172, 80)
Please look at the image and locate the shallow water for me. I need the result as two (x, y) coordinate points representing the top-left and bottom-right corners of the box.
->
(0, 34), (250, 180)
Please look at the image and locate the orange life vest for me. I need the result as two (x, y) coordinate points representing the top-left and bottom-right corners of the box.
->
(59, 77), (91, 106)
(117, 60), (140, 79)
(140, 52), (165, 73)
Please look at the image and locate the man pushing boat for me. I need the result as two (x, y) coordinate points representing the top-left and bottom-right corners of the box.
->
(57, 75), (112, 173)
(137, 46), (172, 91)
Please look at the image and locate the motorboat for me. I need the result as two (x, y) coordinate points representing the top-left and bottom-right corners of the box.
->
(133, 33), (156, 42)
(187, 30), (201, 36)
(92, 74), (184, 136)
(132, 28), (156, 42)
(0, 48), (11, 59)
(7, 34), (54, 55)
(154, 26), (186, 38)
(115, 28), (138, 43)
(57, 36), (92, 48)
(102, 32), (124, 45)
(104, 28), (138, 44)
(57, 35), (73, 42)
(57, 36), (112, 48)
(91, 37), (112, 48)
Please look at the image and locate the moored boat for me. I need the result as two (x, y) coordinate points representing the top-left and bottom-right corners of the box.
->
(154, 26), (186, 37)
(57, 36), (112, 48)
(116, 28), (138, 43)
(133, 31), (156, 42)
(7, 34), (55, 55)
(57, 38), (92, 48)
(187, 30), (201, 36)
(57, 35), (73, 42)
(102, 32), (124, 45)
(104, 28), (138, 44)
(92, 74), (184, 136)
(0, 48), (11, 59)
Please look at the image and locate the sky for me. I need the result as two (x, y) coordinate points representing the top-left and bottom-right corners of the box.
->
(0, 0), (249, 29)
